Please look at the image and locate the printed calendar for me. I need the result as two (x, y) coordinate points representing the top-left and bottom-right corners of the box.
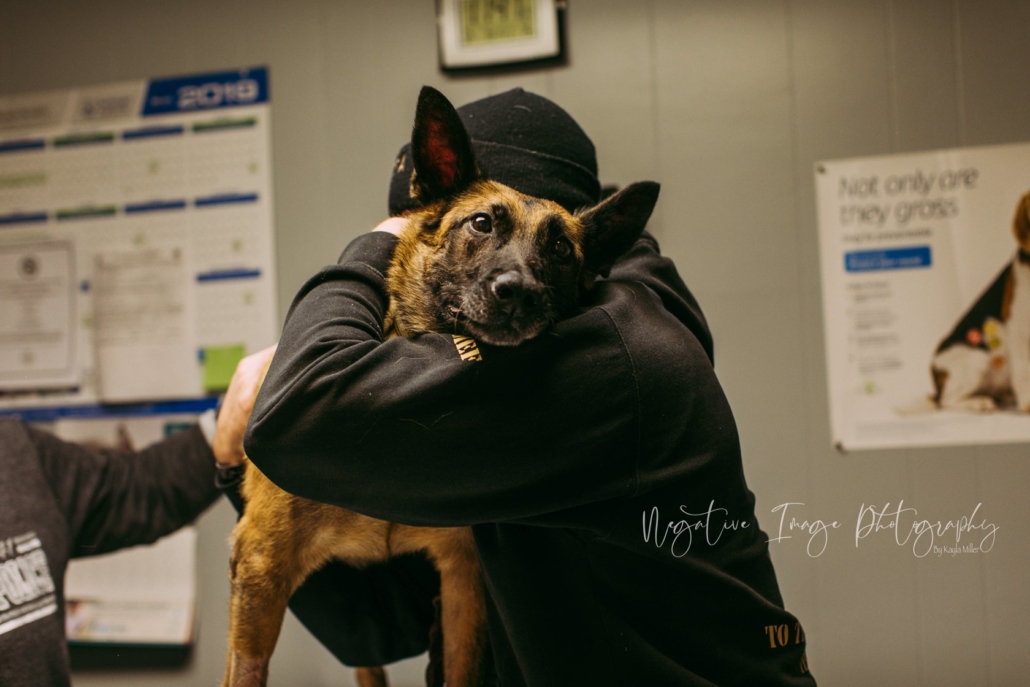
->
(0, 66), (277, 410)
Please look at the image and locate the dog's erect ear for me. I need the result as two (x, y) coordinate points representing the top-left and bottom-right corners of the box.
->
(410, 86), (480, 203)
(577, 182), (660, 280)
(1014, 191), (1030, 247)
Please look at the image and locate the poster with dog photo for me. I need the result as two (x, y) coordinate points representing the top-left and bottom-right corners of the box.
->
(816, 142), (1030, 450)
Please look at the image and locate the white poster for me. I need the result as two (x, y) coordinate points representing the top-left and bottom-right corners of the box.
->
(816, 142), (1030, 450)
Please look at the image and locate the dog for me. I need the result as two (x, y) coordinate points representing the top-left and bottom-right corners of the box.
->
(222, 86), (660, 687)
(930, 191), (1030, 412)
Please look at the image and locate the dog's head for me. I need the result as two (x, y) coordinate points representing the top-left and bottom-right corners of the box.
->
(387, 87), (659, 347)
(1014, 191), (1030, 252)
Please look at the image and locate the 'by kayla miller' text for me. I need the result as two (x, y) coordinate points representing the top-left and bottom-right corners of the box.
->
(641, 501), (753, 557)
(767, 501), (999, 558)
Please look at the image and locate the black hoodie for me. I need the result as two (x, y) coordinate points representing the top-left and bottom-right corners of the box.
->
(245, 230), (815, 687)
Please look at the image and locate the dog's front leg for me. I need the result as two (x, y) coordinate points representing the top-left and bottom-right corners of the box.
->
(431, 534), (488, 687)
(1010, 318), (1030, 411)
(354, 666), (389, 687)
(224, 517), (298, 687)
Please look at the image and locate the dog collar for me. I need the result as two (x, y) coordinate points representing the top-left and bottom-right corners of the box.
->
(1019, 248), (1030, 265)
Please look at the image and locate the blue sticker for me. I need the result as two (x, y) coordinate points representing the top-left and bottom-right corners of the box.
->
(142, 67), (269, 116)
(122, 125), (185, 141)
(0, 139), (46, 154)
(194, 192), (259, 207)
(845, 246), (932, 273)
(0, 397), (219, 422)
(0, 211), (47, 226)
(124, 200), (187, 214)
(196, 268), (261, 283)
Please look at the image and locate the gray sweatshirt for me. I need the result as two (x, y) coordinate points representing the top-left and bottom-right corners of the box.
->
(0, 418), (219, 687)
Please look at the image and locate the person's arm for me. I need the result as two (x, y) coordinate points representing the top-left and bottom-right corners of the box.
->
(31, 423), (220, 557)
(209, 344), (278, 512)
(244, 227), (695, 527)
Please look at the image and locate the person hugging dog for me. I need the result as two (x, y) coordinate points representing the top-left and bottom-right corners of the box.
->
(234, 88), (816, 687)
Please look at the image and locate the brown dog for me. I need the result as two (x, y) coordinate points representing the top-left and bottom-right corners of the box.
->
(223, 87), (660, 687)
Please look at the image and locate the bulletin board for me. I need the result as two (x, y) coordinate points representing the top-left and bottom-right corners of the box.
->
(0, 66), (278, 649)
(0, 66), (277, 410)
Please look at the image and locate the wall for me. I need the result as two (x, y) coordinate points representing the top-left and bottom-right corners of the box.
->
(1, 1), (1028, 685)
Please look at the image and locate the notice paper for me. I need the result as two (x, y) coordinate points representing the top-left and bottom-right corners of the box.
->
(92, 247), (200, 402)
(0, 242), (77, 389)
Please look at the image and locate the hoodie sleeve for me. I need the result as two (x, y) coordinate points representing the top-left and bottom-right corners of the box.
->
(244, 230), (704, 528)
(30, 424), (220, 558)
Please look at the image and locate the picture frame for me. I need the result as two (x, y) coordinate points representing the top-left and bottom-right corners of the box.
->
(437, 0), (566, 72)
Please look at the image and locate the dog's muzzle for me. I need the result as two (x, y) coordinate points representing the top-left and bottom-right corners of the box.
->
(459, 270), (550, 346)
(490, 270), (545, 319)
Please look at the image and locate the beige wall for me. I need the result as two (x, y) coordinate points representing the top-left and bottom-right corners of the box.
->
(2, 1), (1028, 685)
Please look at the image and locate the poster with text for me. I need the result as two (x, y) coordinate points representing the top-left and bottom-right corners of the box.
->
(815, 142), (1030, 450)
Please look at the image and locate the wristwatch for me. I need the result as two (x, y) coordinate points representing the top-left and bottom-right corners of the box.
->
(200, 404), (247, 491)
(215, 461), (246, 490)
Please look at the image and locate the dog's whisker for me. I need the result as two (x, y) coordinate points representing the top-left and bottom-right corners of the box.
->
(450, 307), (464, 334)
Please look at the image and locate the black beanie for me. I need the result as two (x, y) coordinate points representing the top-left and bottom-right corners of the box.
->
(388, 88), (601, 215)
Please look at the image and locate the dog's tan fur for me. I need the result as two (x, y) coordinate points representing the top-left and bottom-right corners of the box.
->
(223, 87), (659, 687)
(225, 445), (485, 687)
(224, 173), (596, 687)
(1001, 193), (1030, 320)
(225, 180), (605, 686)
(1014, 192), (1030, 248)
(224, 189), (577, 685)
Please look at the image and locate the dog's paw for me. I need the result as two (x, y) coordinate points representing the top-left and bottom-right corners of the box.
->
(954, 396), (998, 413)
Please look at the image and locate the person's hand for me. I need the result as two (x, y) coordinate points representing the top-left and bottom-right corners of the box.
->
(213, 344), (277, 467)
(372, 216), (408, 236)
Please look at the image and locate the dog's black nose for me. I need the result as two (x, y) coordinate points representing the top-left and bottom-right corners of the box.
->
(491, 270), (543, 312)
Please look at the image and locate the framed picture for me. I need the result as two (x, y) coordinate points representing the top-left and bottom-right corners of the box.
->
(437, 0), (566, 72)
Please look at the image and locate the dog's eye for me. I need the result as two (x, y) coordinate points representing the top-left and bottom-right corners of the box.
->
(469, 213), (492, 234)
(552, 237), (572, 261)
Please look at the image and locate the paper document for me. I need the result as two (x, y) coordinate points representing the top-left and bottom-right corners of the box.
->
(0, 242), (77, 389)
(92, 247), (199, 401)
